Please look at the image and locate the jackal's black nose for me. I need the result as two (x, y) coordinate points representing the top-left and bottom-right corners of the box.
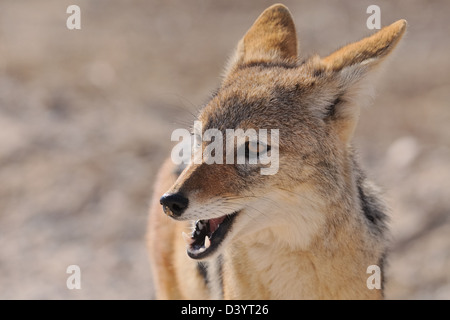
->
(160, 193), (189, 217)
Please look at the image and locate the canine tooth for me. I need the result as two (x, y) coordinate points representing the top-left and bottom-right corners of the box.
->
(182, 232), (194, 246)
(204, 236), (211, 249)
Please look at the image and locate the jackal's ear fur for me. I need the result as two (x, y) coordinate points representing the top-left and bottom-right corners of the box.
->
(318, 19), (407, 144)
(322, 19), (407, 72)
(224, 4), (298, 75)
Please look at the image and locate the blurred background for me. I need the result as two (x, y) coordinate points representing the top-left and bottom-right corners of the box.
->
(0, 0), (449, 299)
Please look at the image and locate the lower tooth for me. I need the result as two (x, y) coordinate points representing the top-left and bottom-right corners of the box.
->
(197, 247), (206, 253)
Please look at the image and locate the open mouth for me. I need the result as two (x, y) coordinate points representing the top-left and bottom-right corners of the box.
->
(182, 211), (239, 259)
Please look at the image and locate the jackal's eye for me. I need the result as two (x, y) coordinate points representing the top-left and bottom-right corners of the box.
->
(244, 141), (271, 160)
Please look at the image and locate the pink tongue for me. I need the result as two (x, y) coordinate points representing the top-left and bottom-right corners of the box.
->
(209, 216), (226, 234)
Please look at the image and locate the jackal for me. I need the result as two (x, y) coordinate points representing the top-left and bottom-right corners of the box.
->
(147, 4), (406, 299)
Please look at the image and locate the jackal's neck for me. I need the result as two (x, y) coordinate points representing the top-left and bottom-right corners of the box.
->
(220, 167), (384, 299)
(221, 218), (382, 299)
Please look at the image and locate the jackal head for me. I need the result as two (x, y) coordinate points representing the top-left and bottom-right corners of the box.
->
(160, 4), (406, 260)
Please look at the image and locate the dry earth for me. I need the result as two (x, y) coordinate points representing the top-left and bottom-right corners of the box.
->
(0, 0), (449, 299)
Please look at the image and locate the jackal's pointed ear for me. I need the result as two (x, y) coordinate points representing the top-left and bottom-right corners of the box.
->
(224, 4), (298, 76)
(322, 19), (407, 72)
(317, 20), (407, 144)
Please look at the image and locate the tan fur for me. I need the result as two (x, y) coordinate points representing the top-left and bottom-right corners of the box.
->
(238, 4), (297, 64)
(147, 4), (406, 299)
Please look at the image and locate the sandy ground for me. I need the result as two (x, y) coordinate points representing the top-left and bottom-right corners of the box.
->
(0, 0), (449, 299)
